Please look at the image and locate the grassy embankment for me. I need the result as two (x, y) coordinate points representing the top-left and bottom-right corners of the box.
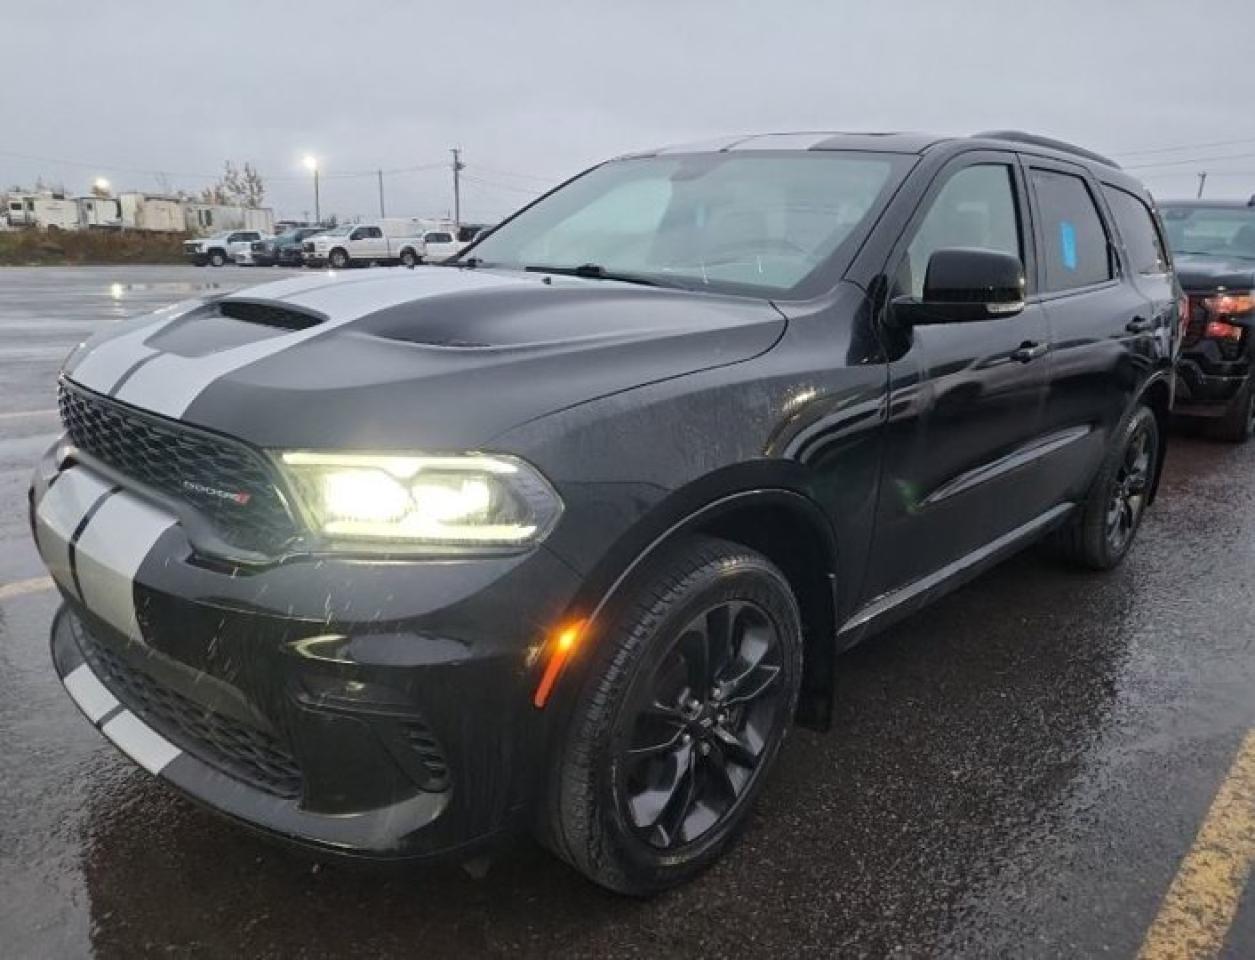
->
(0, 229), (188, 265)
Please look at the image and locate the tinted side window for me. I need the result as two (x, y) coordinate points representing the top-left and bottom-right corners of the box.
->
(1030, 169), (1112, 292)
(901, 164), (1021, 299)
(426, 232), (453, 243)
(1103, 187), (1168, 275)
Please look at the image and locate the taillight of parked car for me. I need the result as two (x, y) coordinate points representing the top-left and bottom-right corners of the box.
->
(1197, 290), (1252, 359)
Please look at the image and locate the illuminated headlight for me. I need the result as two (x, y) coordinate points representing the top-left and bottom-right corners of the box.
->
(278, 452), (562, 549)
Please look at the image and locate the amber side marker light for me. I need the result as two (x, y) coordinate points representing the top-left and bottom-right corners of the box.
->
(533, 622), (584, 708)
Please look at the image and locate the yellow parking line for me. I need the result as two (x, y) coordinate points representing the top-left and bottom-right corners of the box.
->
(0, 576), (55, 601)
(1138, 729), (1255, 960)
(0, 409), (56, 421)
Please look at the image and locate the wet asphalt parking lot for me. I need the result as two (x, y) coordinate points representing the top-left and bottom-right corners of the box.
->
(1, 265), (1252, 959)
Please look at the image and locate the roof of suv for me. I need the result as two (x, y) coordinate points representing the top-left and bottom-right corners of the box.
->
(631, 129), (1123, 172)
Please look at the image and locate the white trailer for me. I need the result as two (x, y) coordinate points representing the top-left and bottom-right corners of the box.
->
(118, 193), (185, 232)
(5, 195), (81, 230)
(185, 203), (275, 236)
(77, 196), (121, 229)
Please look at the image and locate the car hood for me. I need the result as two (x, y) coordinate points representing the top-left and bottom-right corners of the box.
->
(64, 266), (786, 450)
(1174, 253), (1255, 292)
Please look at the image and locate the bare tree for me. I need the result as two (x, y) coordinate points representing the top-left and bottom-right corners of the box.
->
(200, 161), (266, 208)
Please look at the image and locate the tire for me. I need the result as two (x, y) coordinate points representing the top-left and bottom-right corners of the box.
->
(1054, 404), (1159, 570)
(208, 250), (227, 267)
(541, 536), (803, 895)
(1207, 378), (1255, 443)
(399, 249), (418, 268)
(329, 248), (350, 269)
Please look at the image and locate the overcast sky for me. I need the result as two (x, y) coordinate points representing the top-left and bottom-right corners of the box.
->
(5, 0), (1255, 221)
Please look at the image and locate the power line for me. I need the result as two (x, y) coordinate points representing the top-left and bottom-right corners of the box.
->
(470, 163), (560, 184)
(461, 173), (543, 195)
(1113, 136), (1255, 159)
(1126, 150), (1255, 171)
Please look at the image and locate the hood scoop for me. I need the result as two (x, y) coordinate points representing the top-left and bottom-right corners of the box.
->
(219, 299), (325, 331)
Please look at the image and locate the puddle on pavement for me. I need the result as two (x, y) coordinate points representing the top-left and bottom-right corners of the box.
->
(108, 282), (223, 299)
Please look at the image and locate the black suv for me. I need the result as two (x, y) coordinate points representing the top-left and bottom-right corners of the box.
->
(31, 130), (1177, 894)
(252, 226), (327, 267)
(1160, 200), (1255, 439)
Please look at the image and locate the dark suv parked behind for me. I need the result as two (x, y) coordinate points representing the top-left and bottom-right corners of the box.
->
(1160, 200), (1255, 439)
(32, 130), (1177, 894)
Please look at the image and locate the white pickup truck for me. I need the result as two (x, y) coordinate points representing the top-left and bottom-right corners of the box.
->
(184, 230), (267, 267)
(302, 219), (425, 269)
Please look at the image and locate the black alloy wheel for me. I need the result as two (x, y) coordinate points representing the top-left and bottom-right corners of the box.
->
(1054, 404), (1159, 570)
(542, 536), (802, 894)
(615, 599), (787, 850)
(1104, 417), (1154, 555)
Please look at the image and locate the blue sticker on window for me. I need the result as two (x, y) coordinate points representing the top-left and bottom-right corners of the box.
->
(1060, 221), (1077, 270)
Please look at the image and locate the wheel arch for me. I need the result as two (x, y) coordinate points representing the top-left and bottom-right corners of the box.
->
(1135, 369), (1173, 504)
(556, 467), (842, 731)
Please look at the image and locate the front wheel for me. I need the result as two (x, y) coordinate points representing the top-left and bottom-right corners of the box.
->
(399, 249), (418, 268)
(1054, 405), (1159, 570)
(541, 536), (802, 895)
(208, 250), (227, 267)
(328, 248), (350, 269)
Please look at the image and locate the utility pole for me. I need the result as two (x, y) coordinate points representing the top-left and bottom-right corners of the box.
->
(1197, 171), (1208, 199)
(377, 169), (386, 217)
(451, 147), (464, 233)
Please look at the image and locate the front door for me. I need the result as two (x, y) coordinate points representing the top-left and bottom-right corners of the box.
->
(862, 152), (1056, 601)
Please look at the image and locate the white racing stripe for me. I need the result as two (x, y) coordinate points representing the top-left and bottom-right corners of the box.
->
(73, 491), (176, 641)
(32, 467), (115, 598)
(66, 310), (186, 395)
(63, 663), (120, 723)
(112, 268), (524, 418)
(101, 710), (181, 775)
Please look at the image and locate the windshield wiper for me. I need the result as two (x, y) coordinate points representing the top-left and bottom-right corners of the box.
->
(523, 263), (685, 290)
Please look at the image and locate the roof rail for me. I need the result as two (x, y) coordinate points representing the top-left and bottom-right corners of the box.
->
(972, 130), (1121, 169)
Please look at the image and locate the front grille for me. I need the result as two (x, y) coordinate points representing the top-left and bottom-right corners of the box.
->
(302, 241), (315, 253)
(59, 381), (298, 555)
(75, 618), (302, 797)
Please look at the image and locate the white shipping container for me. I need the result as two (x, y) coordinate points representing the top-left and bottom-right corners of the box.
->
(119, 194), (185, 232)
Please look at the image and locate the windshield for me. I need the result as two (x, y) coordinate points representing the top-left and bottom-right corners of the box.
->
(467, 152), (910, 296)
(1161, 204), (1255, 260)
(323, 224), (354, 236)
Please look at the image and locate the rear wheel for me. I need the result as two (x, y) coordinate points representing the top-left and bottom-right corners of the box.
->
(1054, 405), (1158, 570)
(208, 250), (227, 267)
(399, 249), (418, 268)
(1208, 378), (1255, 443)
(542, 536), (802, 895)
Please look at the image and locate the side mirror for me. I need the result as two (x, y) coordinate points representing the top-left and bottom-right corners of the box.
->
(892, 248), (1026, 325)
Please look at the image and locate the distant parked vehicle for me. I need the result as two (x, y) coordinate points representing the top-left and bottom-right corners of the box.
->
(422, 224), (489, 262)
(184, 230), (267, 267)
(1161, 200), (1255, 441)
(302, 219), (424, 268)
(239, 226), (326, 267)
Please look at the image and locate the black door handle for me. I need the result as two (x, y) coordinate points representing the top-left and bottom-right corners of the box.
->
(1011, 341), (1048, 363)
(1126, 316), (1153, 334)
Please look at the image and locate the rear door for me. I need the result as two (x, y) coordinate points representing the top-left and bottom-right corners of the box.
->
(1026, 159), (1161, 503)
(863, 151), (1056, 599)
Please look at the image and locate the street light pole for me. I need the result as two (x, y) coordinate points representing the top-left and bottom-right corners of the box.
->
(303, 155), (321, 224)
(451, 147), (463, 233)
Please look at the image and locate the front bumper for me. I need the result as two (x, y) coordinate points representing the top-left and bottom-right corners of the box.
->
(31, 442), (583, 859)
(183, 250), (207, 266)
